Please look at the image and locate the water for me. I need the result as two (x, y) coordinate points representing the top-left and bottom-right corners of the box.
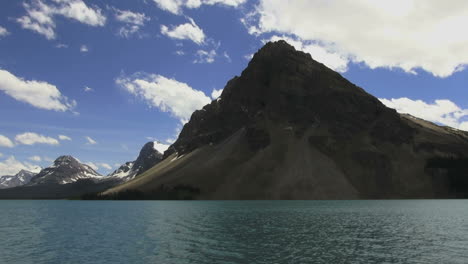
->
(0, 200), (467, 264)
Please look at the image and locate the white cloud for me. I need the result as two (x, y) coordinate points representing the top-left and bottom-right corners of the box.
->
(117, 73), (211, 123)
(223, 51), (231, 63)
(29, 156), (42, 162)
(85, 136), (97, 145)
(84, 86), (93, 92)
(0, 69), (76, 112)
(194, 49), (216, 63)
(152, 0), (246, 15)
(0, 135), (14, 148)
(265, 35), (349, 73)
(98, 163), (112, 170)
(380, 98), (468, 130)
(0, 26), (10, 38)
(211, 88), (222, 99)
(114, 8), (148, 25)
(55, 43), (68, 48)
(244, 53), (253, 60)
(17, 0), (106, 40)
(114, 8), (150, 38)
(15, 132), (60, 146)
(80, 45), (88, 52)
(0, 156), (41, 175)
(460, 122), (468, 131)
(161, 18), (205, 45)
(175, 50), (185, 56)
(85, 162), (98, 171)
(84, 162), (111, 171)
(246, 0), (468, 77)
(58, 135), (71, 141)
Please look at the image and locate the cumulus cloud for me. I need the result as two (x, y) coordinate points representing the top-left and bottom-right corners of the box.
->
(84, 86), (93, 92)
(265, 35), (349, 73)
(0, 135), (15, 148)
(84, 161), (98, 171)
(245, 0), (468, 77)
(152, 0), (246, 15)
(211, 88), (222, 99)
(380, 98), (468, 130)
(85, 162), (111, 171)
(29, 156), (42, 162)
(116, 73), (211, 123)
(193, 49), (216, 63)
(114, 8), (150, 38)
(80, 45), (88, 52)
(161, 18), (205, 45)
(0, 156), (41, 175)
(0, 26), (10, 38)
(85, 136), (97, 145)
(15, 132), (60, 146)
(0, 69), (76, 112)
(17, 0), (106, 40)
(98, 163), (112, 170)
(58, 135), (71, 141)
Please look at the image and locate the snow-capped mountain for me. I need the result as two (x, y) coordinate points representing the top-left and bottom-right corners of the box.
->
(0, 170), (37, 189)
(109, 142), (164, 180)
(28, 155), (103, 185)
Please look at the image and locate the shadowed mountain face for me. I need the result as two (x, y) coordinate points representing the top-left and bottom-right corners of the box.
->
(109, 142), (163, 180)
(104, 40), (468, 199)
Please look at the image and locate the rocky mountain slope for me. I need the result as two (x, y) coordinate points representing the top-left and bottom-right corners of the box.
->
(108, 141), (164, 180)
(28, 155), (103, 185)
(0, 170), (37, 189)
(104, 40), (468, 199)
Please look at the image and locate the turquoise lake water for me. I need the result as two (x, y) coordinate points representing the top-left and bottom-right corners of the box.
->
(0, 200), (467, 263)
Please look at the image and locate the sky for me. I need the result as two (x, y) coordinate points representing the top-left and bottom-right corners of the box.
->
(1, 0), (468, 175)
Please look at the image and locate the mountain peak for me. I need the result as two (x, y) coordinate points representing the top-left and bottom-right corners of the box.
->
(109, 141), (163, 180)
(29, 155), (101, 185)
(54, 155), (78, 164)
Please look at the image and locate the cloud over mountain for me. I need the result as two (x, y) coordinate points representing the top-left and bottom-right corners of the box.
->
(245, 0), (468, 77)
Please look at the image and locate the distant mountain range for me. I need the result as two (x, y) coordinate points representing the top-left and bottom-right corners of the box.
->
(0, 170), (37, 189)
(0, 142), (163, 198)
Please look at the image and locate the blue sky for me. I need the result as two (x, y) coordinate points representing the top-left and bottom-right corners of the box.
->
(1, 0), (468, 175)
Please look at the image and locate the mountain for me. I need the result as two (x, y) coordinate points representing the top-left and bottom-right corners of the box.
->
(0, 170), (37, 189)
(108, 141), (163, 180)
(28, 155), (103, 185)
(0, 155), (117, 199)
(103, 40), (468, 199)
